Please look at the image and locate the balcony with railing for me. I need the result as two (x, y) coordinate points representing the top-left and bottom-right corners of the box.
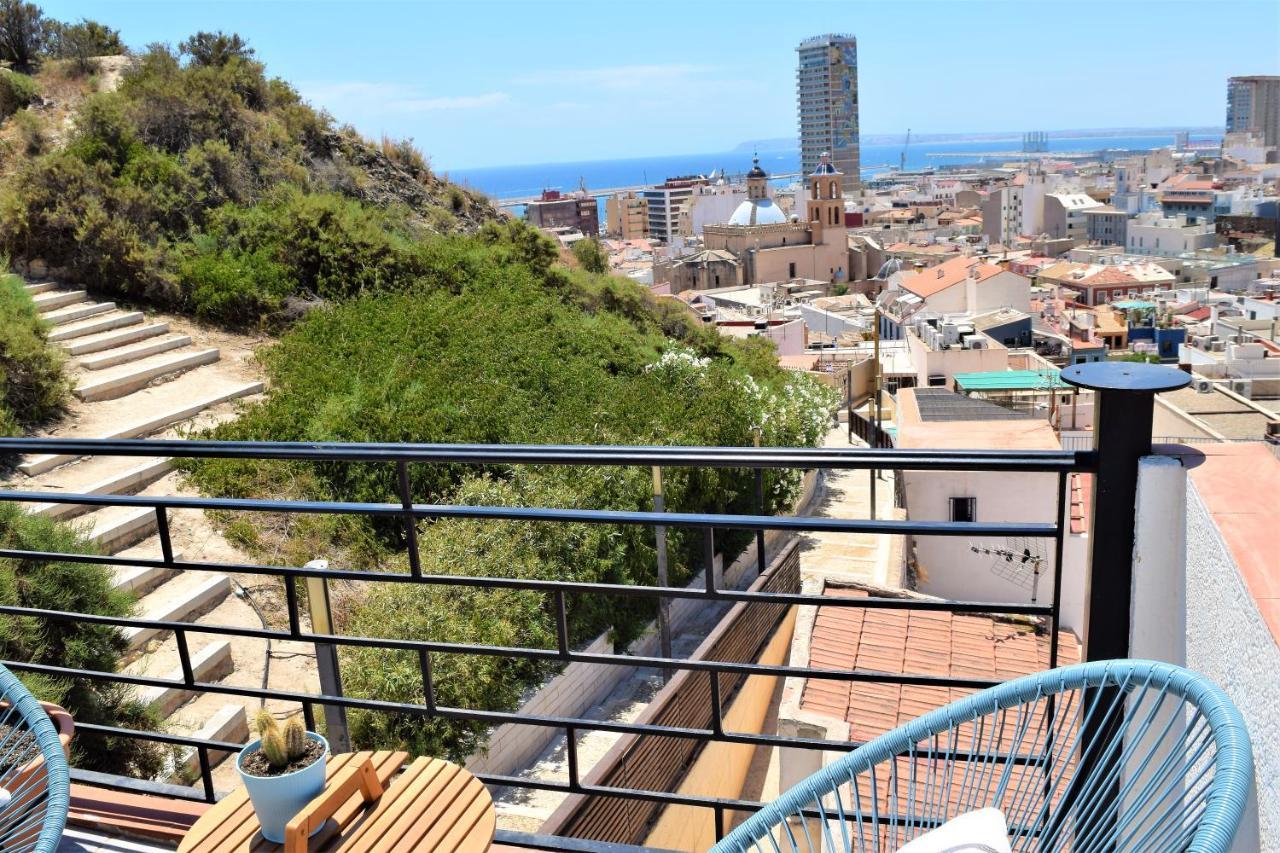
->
(0, 363), (1271, 852)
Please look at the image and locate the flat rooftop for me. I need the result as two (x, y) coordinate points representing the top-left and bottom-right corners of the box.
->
(897, 388), (1061, 450)
(1159, 386), (1278, 440)
(953, 369), (1067, 393)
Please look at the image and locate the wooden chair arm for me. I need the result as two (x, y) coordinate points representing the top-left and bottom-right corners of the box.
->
(284, 758), (383, 853)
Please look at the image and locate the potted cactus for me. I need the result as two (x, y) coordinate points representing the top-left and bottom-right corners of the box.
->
(236, 710), (329, 843)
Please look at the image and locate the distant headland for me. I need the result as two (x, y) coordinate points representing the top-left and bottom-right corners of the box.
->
(735, 126), (1226, 152)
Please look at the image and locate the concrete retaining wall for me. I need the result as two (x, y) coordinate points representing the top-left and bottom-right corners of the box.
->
(463, 468), (820, 780)
(465, 631), (617, 778)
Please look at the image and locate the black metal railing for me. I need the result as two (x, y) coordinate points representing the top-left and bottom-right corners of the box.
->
(0, 364), (1176, 848)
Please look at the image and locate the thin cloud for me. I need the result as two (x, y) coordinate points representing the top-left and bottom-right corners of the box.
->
(515, 63), (715, 92)
(300, 81), (509, 113)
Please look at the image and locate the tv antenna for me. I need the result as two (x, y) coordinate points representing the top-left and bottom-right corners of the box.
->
(971, 538), (1048, 602)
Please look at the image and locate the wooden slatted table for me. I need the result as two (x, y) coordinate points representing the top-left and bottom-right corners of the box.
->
(178, 750), (495, 852)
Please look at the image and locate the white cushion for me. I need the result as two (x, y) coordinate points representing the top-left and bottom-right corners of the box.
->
(897, 807), (1012, 853)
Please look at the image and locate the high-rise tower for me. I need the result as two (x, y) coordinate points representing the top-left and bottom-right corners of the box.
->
(1226, 75), (1280, 147)
(796, 34), (860, 189)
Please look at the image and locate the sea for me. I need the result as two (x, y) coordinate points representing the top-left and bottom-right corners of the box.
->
(449, 133), (1222, 216)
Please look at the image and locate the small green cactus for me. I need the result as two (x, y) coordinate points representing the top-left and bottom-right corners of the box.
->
(254, 709), (289, 768)
(253, 710), (310, 768)
(282, 715), (308, 760)
(253, 708), (280, 740)
(260, 727), (288, 767)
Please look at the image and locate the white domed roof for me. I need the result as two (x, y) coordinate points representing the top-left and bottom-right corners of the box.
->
(727, 198), (786, 227)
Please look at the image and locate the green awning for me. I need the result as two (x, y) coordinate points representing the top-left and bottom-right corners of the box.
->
(1112, 300), (1156, 310)
(953, 370), (1067, 392)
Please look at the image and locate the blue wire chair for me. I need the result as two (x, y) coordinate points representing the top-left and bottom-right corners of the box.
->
(0, 664), (70, 852)
(713, 660), (1253, 853)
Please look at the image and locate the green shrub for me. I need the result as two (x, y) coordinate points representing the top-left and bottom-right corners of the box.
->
(10, 107), (47, 154)
(181, 234), (838, 758)
(570, 237), (608, 274)
(0, 69), (37, 119)
(0, 503), (169, 778)
(48, 18), (124, 74)
(0, 271), (67, 437)
(179, 238), (291, 323)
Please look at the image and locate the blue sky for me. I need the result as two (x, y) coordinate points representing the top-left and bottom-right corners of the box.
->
(39, 0), (1280, 170)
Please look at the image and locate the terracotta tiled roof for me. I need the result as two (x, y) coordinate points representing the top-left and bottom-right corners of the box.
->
(1069, 472), (1092, 535)
(801, 585), (1082, 742)
(1081, 266), (1140, 286)
(898, 255), (1005, 298)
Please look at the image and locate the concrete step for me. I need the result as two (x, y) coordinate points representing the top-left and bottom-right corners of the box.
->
(18, 380), (264, 476)
(33, 289), (86, 311)
(23, 281), (58, 294)
(124, 573), (232, 652)
(26, 459), (173, 521)
(137, 641), (234, 717)
(111, 552), (182, 597)
(171, 704), (248, 783)
(47, 311), (144, 343)
(77, 335), (192, 371)
(88, 506), (158, 553)
(61, 322), (169, 357)
(42, 301), (115, 326)
(74, 348), (221, 403)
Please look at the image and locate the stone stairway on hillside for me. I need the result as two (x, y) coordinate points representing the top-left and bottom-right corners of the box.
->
(8, 278), (317, 789)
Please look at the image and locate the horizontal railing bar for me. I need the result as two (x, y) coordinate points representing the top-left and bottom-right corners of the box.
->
(72, 721), (242, 752)
(0, 437), (1095, 472)
(8, 660), (1015, 758)
(61, 687), (1052, 772)
(0, 548), (1055, 615)
(476, 772), (994, 830)
(0, 490), (1060, 538)
(0, 611), (1016, 687)
(491, 829), (681, 853)
(69, 767), (210, 803)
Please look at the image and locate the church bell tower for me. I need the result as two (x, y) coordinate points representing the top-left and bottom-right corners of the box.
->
(808, 151), (845, 245)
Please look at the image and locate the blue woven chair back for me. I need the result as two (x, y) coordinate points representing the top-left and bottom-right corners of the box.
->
(0, 664), (69, 852)
(712, 660), (1252, 853)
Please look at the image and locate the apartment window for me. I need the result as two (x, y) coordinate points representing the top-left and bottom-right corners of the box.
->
(950, 497), (977, 523)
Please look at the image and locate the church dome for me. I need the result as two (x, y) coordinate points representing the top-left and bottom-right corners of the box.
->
(746, 156), (767, 179)
(728, 197), (786, 226)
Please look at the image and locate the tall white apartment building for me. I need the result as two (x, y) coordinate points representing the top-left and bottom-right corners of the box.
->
(797, 34), (860, 187)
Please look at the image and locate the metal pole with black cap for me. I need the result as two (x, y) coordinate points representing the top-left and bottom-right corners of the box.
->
(1054, 360), (1191, 840)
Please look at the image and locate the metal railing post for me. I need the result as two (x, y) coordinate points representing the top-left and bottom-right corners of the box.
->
(652, 467), (673, 675)
(753, 429), (766, 578)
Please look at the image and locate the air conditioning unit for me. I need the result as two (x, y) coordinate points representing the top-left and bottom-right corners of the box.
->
(928, 374), (947, 387)
(1211, 341), (1226, 352)
(966, 337), (986, 350)
(1194, 378), (1214, 393)
(1229, 379), (1252, 398)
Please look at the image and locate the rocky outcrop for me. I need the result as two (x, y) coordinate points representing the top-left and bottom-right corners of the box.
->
(309, 129), (503, 233)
